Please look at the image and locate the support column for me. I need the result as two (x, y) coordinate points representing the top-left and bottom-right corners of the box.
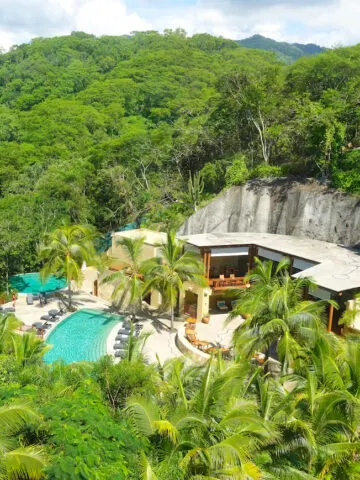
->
(328, 304), (334, 332)
(150, 290), (162, 309)
(248, 246), (253, 274)
(303, 285), (309, 300)
(203, 249), (211, 279)
(289, 256), (294, 275)
(196, 289), (209, 322)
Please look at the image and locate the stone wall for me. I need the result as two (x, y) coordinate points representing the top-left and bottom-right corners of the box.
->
(178, 178), (360, 247)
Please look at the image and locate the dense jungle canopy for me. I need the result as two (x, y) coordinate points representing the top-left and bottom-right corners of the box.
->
(0, 30), (360, 278)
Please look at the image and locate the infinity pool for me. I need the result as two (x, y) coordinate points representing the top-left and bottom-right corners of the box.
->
(44, 309), (122, 364)
(10, 273), (66, 294)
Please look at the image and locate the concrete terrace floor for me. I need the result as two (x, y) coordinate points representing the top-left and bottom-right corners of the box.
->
(6, 293), (242, 364)
(195, 313), (243, 347)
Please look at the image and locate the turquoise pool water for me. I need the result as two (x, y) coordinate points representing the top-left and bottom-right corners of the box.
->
(10, 273), (66, 294)
(44, 308), (122, 364)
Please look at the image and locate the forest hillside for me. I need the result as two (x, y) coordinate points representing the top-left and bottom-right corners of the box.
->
(238, 34), (326, 63)
(1, 30), (360, 279)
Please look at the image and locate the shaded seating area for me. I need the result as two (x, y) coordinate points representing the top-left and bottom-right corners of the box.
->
(184, 321), (232, 358)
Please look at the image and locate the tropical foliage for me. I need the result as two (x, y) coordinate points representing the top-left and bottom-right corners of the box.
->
(1, 258), (360, 477)
(1, 31), (360, 279)
(145, 231), (206, 331)
(101, 235), (150, 311)
(38, 224), (99, 305)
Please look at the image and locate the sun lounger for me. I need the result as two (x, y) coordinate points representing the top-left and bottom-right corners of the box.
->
(117, 329), (130, 335)
(40, 314), (54, 322)
(217, 301), (228, 311)
(4, 307), (15, 312)
(115, 334), (131, 341)
(114, 350), (127, 358)
(48, 309), (63, 317)
(113, 343), (128, 349)
(32, 321), (50, 330)
(26, 294), (34, 305)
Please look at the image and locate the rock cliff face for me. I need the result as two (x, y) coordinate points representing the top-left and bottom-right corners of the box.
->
(178, 178), (360, 247)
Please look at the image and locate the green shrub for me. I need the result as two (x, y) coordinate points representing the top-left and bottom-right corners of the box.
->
(201, 160), (227, 193)
(332, 150), (360, 194)
(225, 155), (249, 186)
(93, 356), (156, 409)
(249, 163), (283, 179)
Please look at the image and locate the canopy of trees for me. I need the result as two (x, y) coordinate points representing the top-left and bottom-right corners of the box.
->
(1, 30), (360, 280)
(238, 34), (326, 64)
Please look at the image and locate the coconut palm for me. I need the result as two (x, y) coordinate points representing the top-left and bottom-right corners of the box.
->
(0, 404), (46, 479)
(145, 231), (207, 332)
(38, 224), (99, 307)
(101, 235), (152, 312)
(126, 357), (278, 479)
(229, 258), (332, 373)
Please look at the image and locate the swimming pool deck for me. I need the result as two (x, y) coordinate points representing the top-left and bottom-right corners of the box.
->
(5, 293), (240, 365)
(4, 292), (184, 363)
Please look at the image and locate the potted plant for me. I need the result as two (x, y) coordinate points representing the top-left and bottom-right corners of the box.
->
(202, 314), (210, 324)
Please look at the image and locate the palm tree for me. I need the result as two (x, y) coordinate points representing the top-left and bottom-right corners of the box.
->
(0, 404), (46, 479)
(101, 235), (151, 313)
(0, 313), (21, 354)
(126, 356), (278, 479)
(146, 231), (206, 332)
(229, 258), (332, 373)
(11, 332), (51, 367)
(38, 224), (99, 308)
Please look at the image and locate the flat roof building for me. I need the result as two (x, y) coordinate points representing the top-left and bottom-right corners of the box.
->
(181, 232), (360, 332)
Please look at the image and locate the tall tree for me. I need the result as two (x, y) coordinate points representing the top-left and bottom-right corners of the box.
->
(230, 258), (332, 373)
(38, 224), (99, 307)
(101, 235), (151, 312)
(146, 232), (206, 332)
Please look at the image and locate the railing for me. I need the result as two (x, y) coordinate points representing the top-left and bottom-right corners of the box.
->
(208, 277), (247, 289)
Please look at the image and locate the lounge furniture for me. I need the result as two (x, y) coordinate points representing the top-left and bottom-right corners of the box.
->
(26, 294), (34, 305)
(114, 343), (128, 349)
(32, 321), (50, 330)
(48, 308), (64, 317)
(231, 300), (238, 310)
(185, 322), (196, 330)
(118, 328), (130, 335)
(118, 327), (129, 334)
(217, 301), (228, 311)
(40, 314), (56, 322)
(115, 334), (130, 341)
(114, 350), (127, 358)
(197, 340), (212, 351)
(186, 317), (197, 324)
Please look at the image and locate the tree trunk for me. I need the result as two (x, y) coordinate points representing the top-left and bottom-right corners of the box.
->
(170, 305), (174, 333)
(68, 281), (72, 309)
(170, 289), (175, 332)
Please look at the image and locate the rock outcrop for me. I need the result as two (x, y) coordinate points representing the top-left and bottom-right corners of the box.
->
(178, 178), (360, 247)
